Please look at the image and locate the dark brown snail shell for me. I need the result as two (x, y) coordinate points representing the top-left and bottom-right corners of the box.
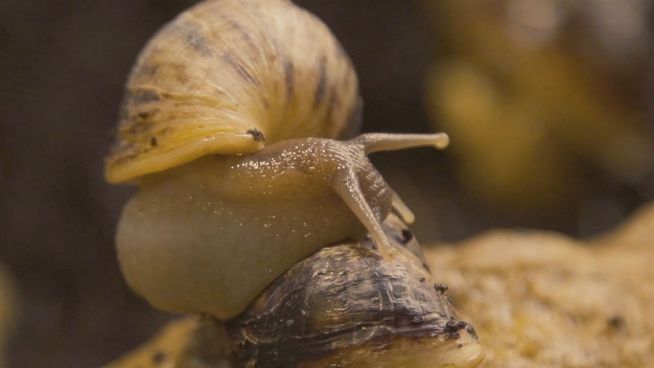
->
(226, 215), (484, 368)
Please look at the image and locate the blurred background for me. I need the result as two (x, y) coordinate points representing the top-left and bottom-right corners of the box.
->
(0, 0), (652, 367)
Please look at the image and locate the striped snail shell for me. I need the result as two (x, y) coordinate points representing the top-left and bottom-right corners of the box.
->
(106, 0), (361, 184)
(226, 215), (484, 368)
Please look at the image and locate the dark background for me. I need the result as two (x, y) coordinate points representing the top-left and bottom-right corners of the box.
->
(0, 1), (651, 367)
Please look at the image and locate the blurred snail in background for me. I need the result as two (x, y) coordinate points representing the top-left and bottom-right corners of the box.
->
(106, 0), (449, 320)
(424, 0), (654, 219)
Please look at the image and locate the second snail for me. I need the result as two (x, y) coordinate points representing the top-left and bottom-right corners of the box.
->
(106, 0), (481, 366)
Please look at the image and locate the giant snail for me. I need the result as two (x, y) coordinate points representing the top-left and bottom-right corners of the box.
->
(105, 1), (480, 366)
(105, 0), (482, 366)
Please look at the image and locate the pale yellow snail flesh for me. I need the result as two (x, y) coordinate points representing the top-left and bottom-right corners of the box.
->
(107, 0), (449, 320)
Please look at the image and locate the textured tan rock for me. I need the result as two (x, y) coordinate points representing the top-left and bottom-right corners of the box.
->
(104, 317), (232, 368)
(427, 204), (654, 367)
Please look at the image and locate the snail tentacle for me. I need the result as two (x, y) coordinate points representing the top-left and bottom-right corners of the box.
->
(333, 168), (395, 258)
(392, 190), (415, 224)
(354, 132), (450, 153)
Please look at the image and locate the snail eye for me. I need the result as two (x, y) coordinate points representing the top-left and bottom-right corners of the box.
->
(397, 229), (413, 245)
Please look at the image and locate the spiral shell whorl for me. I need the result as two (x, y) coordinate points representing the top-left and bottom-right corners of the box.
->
(106, 0), (360, 183)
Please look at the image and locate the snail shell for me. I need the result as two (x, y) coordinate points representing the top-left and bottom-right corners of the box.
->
(105, 0), (360, 184)
(107, 0), (449, 320)
(226, 215), (484, 368)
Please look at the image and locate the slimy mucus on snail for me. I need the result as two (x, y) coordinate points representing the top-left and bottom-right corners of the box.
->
(106, 0), (449, 320)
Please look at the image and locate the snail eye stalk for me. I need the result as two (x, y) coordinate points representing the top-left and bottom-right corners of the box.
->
(353, 132), (450, 154)
(333, 168), (393, 256)
(333, 133), (449, 257)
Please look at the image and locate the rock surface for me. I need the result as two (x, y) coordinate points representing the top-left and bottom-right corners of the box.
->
(428, 204), (654, 367)
(105, 318), (232, 368)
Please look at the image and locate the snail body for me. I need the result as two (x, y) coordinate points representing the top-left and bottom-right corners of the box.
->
(108, 0), (449, 320)
(117, 133), (447, 318)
